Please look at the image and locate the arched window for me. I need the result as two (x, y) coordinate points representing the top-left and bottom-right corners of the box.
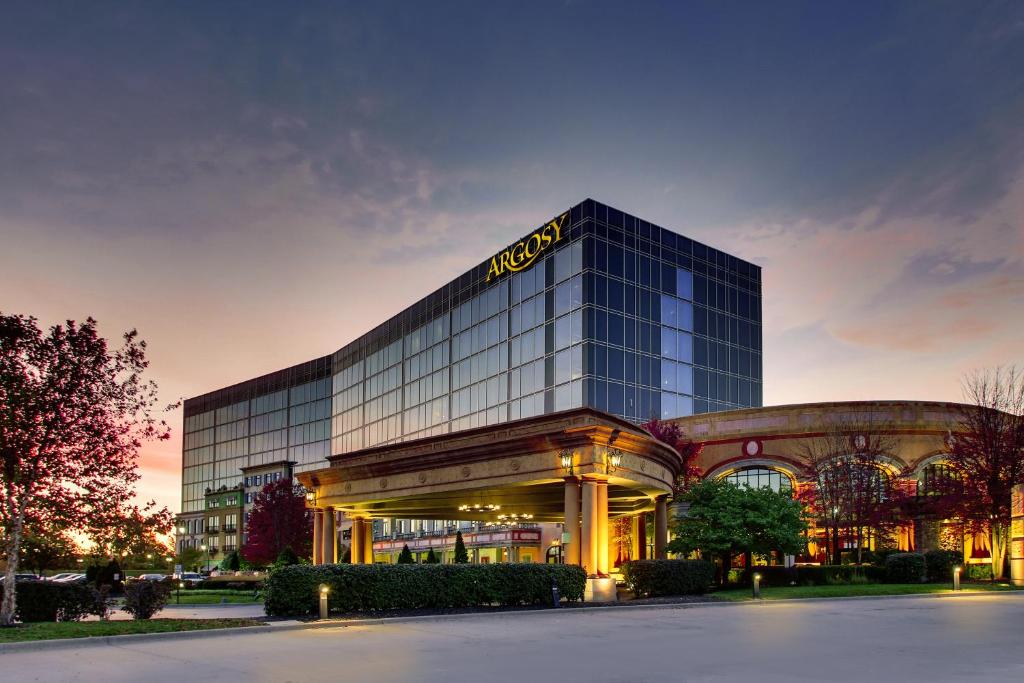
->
(818, 461), (890, 507)
(721, 466), (793, 493)
(918, 463), (960, 496)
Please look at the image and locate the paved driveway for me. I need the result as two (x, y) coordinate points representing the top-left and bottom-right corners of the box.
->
(6, 593), (1024, 682)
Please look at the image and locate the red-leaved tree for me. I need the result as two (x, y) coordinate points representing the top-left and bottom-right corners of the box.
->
(641, 418), (703, 492)
(942, 367), (1024, 579)
(241, 478), (312, 566)
(0, 314), (171, 625)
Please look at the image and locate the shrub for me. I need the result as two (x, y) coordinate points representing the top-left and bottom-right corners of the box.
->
(454, 532), (469, 564)
(967, 563), (993, 581)
(0, 582), (103, 622)
(727, 565), (885, 588)
(263, 563), (587, 617)
(397, 545), (414, 564)
(274, 547), (300, 568)
(923, 550), (962, 583)
(221, 550), (242, 571)
(197, 576), (263, 590)
(794, 565), (886, 586)
(122, 580), (172, 619)
(620, 560), (715, 598)
(885, 553), (926, 583)
(425, 549), (439, 564)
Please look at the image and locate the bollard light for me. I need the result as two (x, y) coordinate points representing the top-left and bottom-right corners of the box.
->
(953, 566), (962, 592)
(319, 584), (330, 620)
(752, 573), (762, 599)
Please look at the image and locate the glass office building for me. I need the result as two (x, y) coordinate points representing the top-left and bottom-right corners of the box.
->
(180, 199), (762, 514)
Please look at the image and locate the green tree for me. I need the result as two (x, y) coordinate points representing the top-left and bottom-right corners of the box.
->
(425, 548), (440, 564)
(667, 479), (806, 585)
(397, 544), (414, 564)
(453, 530), (469, 564)
(176, 546), (202, 573)
(274, 547), (300, 568)
(221, 550), (241, 571)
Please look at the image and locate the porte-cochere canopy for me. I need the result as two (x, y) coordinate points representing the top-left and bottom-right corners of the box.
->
(297, 407), (681, 576)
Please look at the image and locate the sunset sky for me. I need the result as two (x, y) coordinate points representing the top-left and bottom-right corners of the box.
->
(2, 2), (1022, 515)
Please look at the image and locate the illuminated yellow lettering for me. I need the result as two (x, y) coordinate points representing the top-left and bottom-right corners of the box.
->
(540, 226), (553, 249)
(487, 256), (501, 282)
(524, 233), (542, 258)
(509, 242), (526, 267)
(483, 212), (571, 283)
(550, 212), (567, 243)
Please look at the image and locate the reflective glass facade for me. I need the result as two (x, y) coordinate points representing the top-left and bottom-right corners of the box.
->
(181, 199), (761, 512)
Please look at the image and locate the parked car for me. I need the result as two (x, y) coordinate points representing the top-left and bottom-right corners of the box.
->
(173, 572), (203, 587)
(52, 573), (86, 584)
(46, 572), (77, 582)
(134, 573), (169, 582)
(14, 573), (41, 582)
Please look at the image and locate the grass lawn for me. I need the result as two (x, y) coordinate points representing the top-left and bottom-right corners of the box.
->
(0, 618), (264, 643)
(168, 589), (262, 605)
(713, 582), (1023, 602)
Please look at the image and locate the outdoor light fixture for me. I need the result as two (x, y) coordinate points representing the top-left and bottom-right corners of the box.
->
(319, 584), (330, 619)
(953, 566), (962, 591)
(178, 525), (186, 535)
(559, 449), (575, 475)
(458, 504), (499, 512)
(607, 448), (623, 472)
(752, 573), (762, 599)
(305, 490), (316, 503)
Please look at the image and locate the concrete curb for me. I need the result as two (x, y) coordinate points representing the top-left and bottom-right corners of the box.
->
(2, 589), (1021, 653)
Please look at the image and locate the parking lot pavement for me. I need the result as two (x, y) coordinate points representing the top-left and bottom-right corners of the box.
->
(6, 592), (1024, 682)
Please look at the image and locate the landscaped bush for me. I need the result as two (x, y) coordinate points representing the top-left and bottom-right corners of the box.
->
(726, 565), (886, 588)
(122, 580), (172, 620)
(923, 550), (962, 583)
(197, 577), (263, 591)
(967, 563), (993, 581)
(620, 560), (715, 597)
(0, 581), (102, 622)
(263, 563), (587, 617)
(885, 553), (926, 583)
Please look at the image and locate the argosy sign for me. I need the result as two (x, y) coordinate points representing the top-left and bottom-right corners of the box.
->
(485, 212), (568, 282)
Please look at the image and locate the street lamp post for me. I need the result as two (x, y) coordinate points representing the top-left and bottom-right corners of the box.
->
(200, 544), (209, 573)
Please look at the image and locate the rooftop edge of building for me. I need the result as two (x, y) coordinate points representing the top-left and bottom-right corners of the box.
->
(183, 197), (760, 413)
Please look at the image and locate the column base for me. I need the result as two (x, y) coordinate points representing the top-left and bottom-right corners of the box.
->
(584, 577), (618, 603)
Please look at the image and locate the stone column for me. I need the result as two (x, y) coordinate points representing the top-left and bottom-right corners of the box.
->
(312, 509), (323, 565)
(596, 481), (609, 575)
(361, 519), (374, 564)
(350, 517), (363, 564)
(581, 479), (598, 576)
(654, 496), (668, 559)
(322, 507), (336, 565)
(636, 512), (647, 560)
(563, 477), (581, 566)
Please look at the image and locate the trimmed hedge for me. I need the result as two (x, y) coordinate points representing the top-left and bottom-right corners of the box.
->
(967, 563), (993, 581)
(264, 563), (587, 617)
(885, 553), (926, 583)
(620, 560), (715, 597)
(729, 564), (887, 588)
(0, 581), (103, 622)
(923, 550), (962, 583)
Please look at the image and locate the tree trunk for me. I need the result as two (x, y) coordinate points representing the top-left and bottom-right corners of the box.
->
(991, 521), (1008, 580)
(1, 510), (25, 626)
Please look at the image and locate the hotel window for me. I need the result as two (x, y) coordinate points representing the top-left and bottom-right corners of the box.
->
(721, 466), (792, 493)
(919, 463), (960, 496)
